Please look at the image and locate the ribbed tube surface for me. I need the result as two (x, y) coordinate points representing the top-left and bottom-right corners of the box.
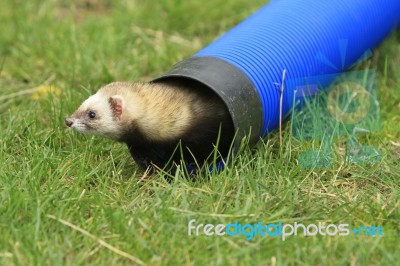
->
(196, 0), (400, 137)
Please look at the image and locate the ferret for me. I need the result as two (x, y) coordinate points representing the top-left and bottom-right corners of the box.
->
(65, 79), (234, 173)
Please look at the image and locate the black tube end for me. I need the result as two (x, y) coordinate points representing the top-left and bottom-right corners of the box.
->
(152, 56), (263, 146)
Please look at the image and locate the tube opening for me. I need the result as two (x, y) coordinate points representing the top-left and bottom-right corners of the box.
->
(151, 76), (235, 161)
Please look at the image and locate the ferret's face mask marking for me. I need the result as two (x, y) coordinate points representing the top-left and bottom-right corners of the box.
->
(66, 93), (125, 140)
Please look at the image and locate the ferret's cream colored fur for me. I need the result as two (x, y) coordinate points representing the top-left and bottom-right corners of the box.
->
(98, 82), (204, 141)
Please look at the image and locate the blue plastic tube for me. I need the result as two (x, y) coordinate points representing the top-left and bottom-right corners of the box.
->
(195, 0), (400, 138)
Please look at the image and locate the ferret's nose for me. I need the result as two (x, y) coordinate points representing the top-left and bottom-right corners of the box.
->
(65, 118), (73, 127)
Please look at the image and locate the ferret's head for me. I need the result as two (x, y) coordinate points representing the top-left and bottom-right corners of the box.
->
(65, 92), (126, 140)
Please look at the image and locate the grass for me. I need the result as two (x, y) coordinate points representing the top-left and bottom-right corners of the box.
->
(0, 0), (399, 265)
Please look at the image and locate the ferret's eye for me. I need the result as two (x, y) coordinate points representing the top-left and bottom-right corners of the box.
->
(88, 111), (96, 119)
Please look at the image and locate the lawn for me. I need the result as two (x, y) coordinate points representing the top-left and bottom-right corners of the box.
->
(0, 0), (399, 265)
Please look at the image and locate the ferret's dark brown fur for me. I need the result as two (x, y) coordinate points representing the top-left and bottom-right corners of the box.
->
(66, 79), (234, 172)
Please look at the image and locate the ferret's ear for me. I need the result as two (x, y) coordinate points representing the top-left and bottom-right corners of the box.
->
(109, 95), (124, 118)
